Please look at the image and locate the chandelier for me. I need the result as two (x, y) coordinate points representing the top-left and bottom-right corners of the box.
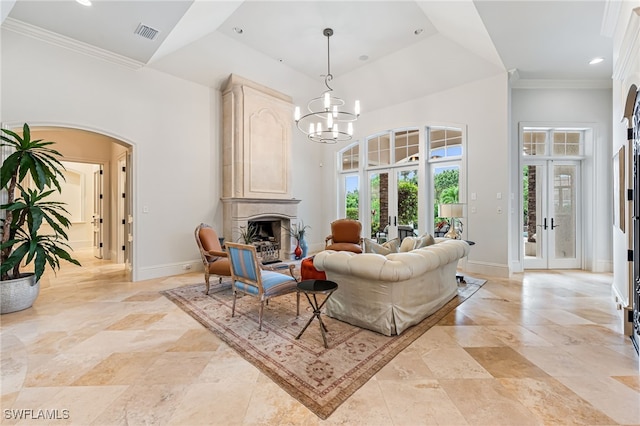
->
(294, 28), (360, 144)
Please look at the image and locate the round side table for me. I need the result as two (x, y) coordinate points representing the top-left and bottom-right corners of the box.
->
(295, 279), (338, 348)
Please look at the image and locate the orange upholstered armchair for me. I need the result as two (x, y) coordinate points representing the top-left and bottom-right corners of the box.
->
(194, 223), (232, 294)
(325, 219), (363, 253)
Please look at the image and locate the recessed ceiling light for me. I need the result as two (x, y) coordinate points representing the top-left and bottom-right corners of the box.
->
(233, 27), (244, 35)
(589, 57), (604, 65)
(76, 0), (91, 6)
(414, 28), (423, 35)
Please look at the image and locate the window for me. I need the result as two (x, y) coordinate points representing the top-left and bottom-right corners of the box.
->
(341, 144), (359, 172)
(552, 131), (581, 156)
(344, 175), (360, 220)
(394, 129), (420, 164)
(522, 131), (546, 156)
(339, 143), (361, 219)
(429, 127), (462, 159)
(337, 125), (465, 238)
(367, 132), (391, 167)
(427, 126), (464, 233)
(522, 127), (584, 157)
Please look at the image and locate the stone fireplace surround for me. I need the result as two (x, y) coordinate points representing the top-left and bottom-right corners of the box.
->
(221, 197), (300, 260)
(221, 74), (299, 260)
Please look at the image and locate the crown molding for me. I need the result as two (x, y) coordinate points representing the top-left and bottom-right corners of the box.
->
(511, 79), (612, 90)
(601, 0), (622, 37)
(2, 18), (144, 70)
(612, 7), (640, 81)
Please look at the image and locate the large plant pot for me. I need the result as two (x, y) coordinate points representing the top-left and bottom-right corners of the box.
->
(1, 274), (40, 314)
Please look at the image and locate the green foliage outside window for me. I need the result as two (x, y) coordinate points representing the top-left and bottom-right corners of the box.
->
(433, 169), (459, 225)
(398, 181), (418, 227)
(346, 188), (359, 220)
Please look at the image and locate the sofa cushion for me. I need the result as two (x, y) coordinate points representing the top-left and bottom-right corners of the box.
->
(363, 237), (400, 255)
(399, 236), (417, 252)
(414, 233), (436, 249)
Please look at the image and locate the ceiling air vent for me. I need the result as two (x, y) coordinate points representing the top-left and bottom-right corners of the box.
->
(134, 23), (159, 41)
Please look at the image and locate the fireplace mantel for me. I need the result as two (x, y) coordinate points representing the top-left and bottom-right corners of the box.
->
(221, 197), (301, 258)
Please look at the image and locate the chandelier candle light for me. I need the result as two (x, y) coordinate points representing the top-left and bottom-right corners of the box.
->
(294, 28), (360, 144)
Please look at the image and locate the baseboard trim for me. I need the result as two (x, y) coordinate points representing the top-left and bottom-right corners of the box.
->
(465, 261), (510, 278)
(594, 260), (613, 273)
(137, 259), (202, 281)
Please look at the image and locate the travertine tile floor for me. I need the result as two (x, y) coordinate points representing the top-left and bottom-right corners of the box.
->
(1, 250), (639, 425)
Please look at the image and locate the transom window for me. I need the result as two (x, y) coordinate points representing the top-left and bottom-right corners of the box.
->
(429, 127), (462, 159)
(522, 127), (584, 156)
(367, 129), (419, 167)
(340, 144), (359, 172)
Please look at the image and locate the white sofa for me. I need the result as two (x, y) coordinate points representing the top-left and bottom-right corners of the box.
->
(313, 238), (471, 336)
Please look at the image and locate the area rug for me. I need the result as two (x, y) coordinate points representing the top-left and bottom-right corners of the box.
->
(161, 276), (486, 419)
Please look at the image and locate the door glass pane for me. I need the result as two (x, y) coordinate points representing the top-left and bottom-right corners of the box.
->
(523, 164), (543, 259)
(341, 144), (359, 171)
(553, 164), (576, 259)
(367, 133), (391, 167)
(552, 131), (582, 156)
(433, 165), (459, 237)
(522, 130), (547, 156)
(429, 127), (462, 159)
(394, 129), (420, 163)
(344, 175), (359, 220)
(370, 172), (389, 241)
(397, 169), (418, 239)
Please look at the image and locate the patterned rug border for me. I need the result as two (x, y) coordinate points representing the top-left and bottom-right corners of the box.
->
(161, 277), (486, 419)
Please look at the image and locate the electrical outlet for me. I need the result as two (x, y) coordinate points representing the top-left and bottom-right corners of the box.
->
(183, 264), (192, 270)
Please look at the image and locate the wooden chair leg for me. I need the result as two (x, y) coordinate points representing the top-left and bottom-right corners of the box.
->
(204, 269), (210, 295)
(232, 291), (237, 317)
(258, 300), (265, 331)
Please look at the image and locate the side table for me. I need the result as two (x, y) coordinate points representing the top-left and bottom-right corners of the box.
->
(295, 279), (338, 348)
(457, 240), (475, 284)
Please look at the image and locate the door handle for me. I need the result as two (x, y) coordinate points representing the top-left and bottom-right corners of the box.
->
(543, 218), (548, 230)
(394, 216), (397, 226)
(551, 218), (558, 230)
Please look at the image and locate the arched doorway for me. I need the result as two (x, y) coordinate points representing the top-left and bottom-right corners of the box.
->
(4, 124), (135, 282)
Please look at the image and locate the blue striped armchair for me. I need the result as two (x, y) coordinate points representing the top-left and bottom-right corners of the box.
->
(225, 242), (300, 330)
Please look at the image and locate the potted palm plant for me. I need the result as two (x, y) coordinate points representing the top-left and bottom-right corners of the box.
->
(1, 123), (80, 314)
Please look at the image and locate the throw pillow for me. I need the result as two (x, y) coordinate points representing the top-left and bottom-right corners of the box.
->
(399, 236), (418, 252)
(383, 237), (400, 253)
(414, 233), (435, 249)
(363, 238), (400, 255)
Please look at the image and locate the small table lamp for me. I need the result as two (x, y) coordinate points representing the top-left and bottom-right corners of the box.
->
(438, 203), (465, 239)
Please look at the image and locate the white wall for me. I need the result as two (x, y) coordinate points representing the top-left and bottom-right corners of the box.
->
(1, 29), (215, 281)
(510, 87), (613, 273)
(320, 73), (512, 277)
(611, 2), (640, 333)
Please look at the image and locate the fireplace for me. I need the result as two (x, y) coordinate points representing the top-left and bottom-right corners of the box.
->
(221, 75), (299, 261)
(249, 219), (281, 263)
(222, 198), (300, 261)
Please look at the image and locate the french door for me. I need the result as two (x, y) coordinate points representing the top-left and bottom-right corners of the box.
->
(369, 166), (419, 242)
(92, 166), (103, 259)
(523, 160), (581, 269)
